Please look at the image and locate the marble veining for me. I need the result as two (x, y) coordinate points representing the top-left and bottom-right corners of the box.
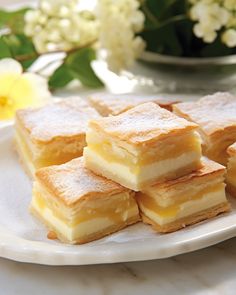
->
(0, 238), (235, 295)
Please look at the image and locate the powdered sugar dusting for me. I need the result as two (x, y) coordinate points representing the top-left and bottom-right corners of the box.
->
(17, 97), (100, 142)
(91, 102), (197, 144)
(89, 92), (178, 115)
(175, 92), (236, 136)
(37, 157), (126, 204)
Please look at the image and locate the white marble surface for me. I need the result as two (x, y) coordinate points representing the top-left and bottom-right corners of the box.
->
(0, 238), (235, 295)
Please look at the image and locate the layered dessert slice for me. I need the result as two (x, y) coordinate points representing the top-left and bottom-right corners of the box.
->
(88, 92), (179, 116)
(226, 142), (236, 197)
(31, 157), (140, 244)
(136, 157), (230, 233)
(84, 102), (202, 191)
(173, 92), (236, 165)
(15, 97), (100, 177)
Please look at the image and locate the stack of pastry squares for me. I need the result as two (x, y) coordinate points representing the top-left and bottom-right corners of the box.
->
(15, 93), (231, 244)
(137, 158), (229, 232)
(15, 96), (100, 177)
(88, 92), (179, 116)
(84, 101), (230, 234)
(84, 102), (202, 191)
(32, 157), (140, 244)
(226, 142), (236, 197)
(173, 92), (236, 165)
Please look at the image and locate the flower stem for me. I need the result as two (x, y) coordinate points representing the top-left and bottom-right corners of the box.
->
(15, 39), (98, 62)
(143, 14), (187, 31)
(158, 14), (187, 28)
(141, 1), (160, 26)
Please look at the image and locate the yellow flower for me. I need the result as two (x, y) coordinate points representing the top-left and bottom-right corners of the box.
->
(0, 58), (51, 120)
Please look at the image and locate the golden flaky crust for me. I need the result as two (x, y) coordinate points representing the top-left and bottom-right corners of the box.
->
(141, 202), (230, 233)
(145, 157), (225, 191)
(35, 157), (130, 206)
(88, 92), (179, 116)
(226, 183), (236, 198)
(227, 142), (236, 157)
(89, 102), (198, 146)
(173, 92), (236, 137)
(15, 96), (100, 143)
(30, 205), (140, 244)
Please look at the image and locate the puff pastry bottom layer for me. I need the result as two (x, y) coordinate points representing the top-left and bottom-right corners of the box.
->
(30, 194), (140, 244)
(30, 205), (139, 244)
(141, 202), (230, 233)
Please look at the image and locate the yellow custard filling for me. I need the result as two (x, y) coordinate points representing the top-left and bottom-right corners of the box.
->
(87, 135), (201, 173)
(33, 189), (137, 227)
(16, 129), (34, 163)
(16, 127), (84, 169)
(38, 151), (84, 169)
(137, 183), (224, 218)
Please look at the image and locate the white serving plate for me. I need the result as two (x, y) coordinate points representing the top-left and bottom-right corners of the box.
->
(0, 123), (236, 266)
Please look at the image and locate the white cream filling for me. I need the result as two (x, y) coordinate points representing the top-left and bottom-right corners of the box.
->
(31, 196), (138, 242)
(84, 147), (200, 190)
(139, 189), (227, 226)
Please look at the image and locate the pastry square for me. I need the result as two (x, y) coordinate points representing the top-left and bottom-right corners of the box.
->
(15, 97), (100, 177)
(173, 92), (236, 165)
(31, 157), (140, 244)
(136, 157), (230, 233)
(84, 102), (202, 191)
(88, 92), (179, 116)
(226, 142), (236, 197)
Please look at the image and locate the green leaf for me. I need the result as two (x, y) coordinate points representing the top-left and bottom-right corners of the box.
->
(141, 24), (183, 56)
(140, 0), (188, 56)
(200, 37), (234, 57)
(142, 0), (175, 20)
(141, 0), (185, 27)
(66, 48), (104, 88)
(175, 19), (194, 56)
(0, 7), (30, 34)
(2, 34), (37, 69)
(0, 37), (12, 58)
(49, 64), (74, 90)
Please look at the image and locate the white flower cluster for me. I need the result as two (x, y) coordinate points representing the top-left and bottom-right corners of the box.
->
(97, 0), (146, 72)
(24, 0), (99, 53)
(189, 0), (236, 47)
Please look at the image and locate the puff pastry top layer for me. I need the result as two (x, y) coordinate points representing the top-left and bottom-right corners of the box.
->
(35, 157), (129, 206)
(89, 102), (198, 146)
(173, 92), (236, 137)
(16, 96), (100, 143)
(88, 92), (179, 115)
